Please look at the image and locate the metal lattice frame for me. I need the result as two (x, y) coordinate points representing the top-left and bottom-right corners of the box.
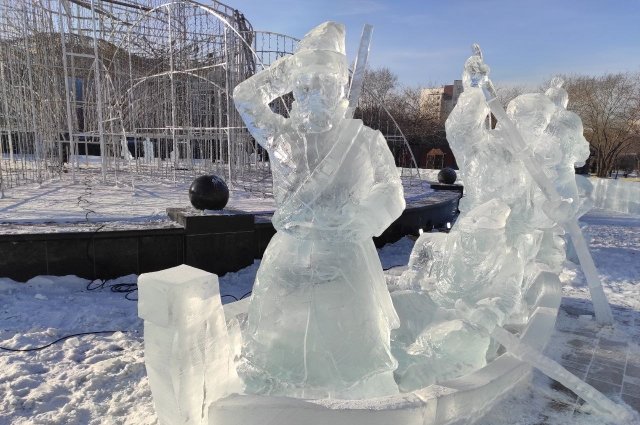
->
(0, 0), (418, 198)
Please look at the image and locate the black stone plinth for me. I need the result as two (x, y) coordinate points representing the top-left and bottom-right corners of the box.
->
(374, 191), (461, 247)
(430, 183), (464, 195)
(0, 191), (462, 282)
(0, 226), (184, 282)
(167, 208), (255, 275)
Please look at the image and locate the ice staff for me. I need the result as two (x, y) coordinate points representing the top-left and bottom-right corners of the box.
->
(346, 24), (373, 118)
(468, 44), (614, 325)
(455, 300), (633, 422)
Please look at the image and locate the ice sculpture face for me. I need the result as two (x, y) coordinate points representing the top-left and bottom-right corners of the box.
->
(233, 21), (405, 399)
(291, 71), (346, 133)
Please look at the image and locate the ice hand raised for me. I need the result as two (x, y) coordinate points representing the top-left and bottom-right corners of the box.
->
(463, 44), (490, 89)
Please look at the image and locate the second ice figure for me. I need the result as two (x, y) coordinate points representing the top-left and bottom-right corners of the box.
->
(233, 21), (405, 399)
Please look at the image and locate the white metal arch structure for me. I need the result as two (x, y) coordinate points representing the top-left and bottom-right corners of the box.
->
(0, 0), (421, 196)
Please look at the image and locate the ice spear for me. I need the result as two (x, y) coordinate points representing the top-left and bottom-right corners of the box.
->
(468, 44), (614, 325)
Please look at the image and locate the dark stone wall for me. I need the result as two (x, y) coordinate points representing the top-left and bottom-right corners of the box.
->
(0, 193), (461, 281)
(0, 229), (184, 282)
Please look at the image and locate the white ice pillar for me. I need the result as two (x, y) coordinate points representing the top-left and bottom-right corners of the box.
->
(138, 265), (241, 425)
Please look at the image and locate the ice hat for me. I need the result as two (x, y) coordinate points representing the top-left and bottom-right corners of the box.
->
(296, 21), (346, 55)
(291, 21), (348, 83)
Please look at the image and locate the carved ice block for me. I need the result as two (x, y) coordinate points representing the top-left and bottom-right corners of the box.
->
(138, 265), (240, 425)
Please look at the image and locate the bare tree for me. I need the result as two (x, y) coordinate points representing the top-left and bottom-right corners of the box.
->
(562, 73), (640, 177)
(356, 67), (446, 171)
(495, 84), (527, 109)
(362, 67), (398, 101)
(386, 86), (444, 144)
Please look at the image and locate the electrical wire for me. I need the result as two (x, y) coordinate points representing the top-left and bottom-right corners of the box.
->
(87, 279), (138, 301)
(0, 330), (123, 352)
(0, 288), (253, 352)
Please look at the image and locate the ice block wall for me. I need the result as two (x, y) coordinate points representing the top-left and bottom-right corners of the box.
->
(590, 177), (640, 216)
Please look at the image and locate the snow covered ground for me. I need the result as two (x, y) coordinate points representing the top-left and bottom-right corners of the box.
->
(1, 209), (639, 425)
(0, 169), (276, 226)
(0, 167), (432, 230)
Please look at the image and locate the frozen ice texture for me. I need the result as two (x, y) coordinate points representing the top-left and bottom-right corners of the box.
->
(138, 34), (630, 424)
(591, 176), (640, 216)
(138, 265), (241, 425)
(464, 49), (612, 325)
(393, 50), (602, 389)
(233, 21), (405, 399)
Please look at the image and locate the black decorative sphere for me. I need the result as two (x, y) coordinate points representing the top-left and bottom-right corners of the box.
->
(437, 167), (457, 184)
(189, 175), (229, 210)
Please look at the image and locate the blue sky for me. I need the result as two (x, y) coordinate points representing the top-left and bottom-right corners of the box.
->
(230, 0), (640, 88)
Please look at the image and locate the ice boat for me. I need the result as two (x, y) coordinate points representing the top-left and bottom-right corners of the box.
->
(207, 269), (561, 425)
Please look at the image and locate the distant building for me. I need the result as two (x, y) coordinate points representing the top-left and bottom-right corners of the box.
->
(420, 80), (464, 122)
(415, 80), (465, 170)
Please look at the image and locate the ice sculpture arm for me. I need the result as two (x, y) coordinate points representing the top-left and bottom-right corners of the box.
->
(330, 128), (405, 240)
(445, 89), (490, 158)
(352, 129), (405, 238)
(233, 56), (294, 148)
(345, 128), (405, 239)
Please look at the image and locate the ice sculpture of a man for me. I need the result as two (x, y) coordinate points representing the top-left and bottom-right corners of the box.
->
(393, 56), (587, 392)
(393, 199), (524, 391)
(233, 21), (405, 399)
(541, 78), (592, 218)
(390, 57), (529, 391)
(505, 79), (592, 272)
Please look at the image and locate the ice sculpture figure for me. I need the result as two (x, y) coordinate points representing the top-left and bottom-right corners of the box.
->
(394, 49), (603, 389)
(233, 21), (405, 399)
(393, 199), (526, 391)
(138, 33), (632, 424)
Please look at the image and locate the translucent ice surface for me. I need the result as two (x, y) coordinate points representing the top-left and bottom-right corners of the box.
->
(139, 33), (629, 425)
(391, 46), (622, 418)
(591, 177), (640, 216)
(233, 21), (405, 399)
(138, 265), (240, 425)
(393, 47), (611, 390)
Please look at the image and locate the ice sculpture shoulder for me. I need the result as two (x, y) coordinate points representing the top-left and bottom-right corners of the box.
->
(233, 21), (405, 399)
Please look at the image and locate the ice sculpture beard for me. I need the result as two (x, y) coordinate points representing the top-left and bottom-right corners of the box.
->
(290, 72), (347, 133)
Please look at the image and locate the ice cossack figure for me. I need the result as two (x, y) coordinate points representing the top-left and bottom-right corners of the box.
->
(392, 51), (593, 392)
(233, 22), (405, 399)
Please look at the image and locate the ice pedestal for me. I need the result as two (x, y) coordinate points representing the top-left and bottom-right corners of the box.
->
(138, 265), (240, 425)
